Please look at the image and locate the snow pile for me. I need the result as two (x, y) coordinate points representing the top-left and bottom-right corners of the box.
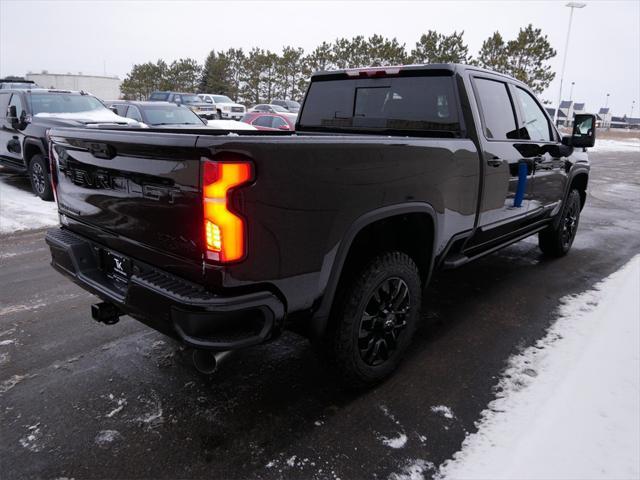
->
(0, 171), (58, 234)
(440, 255), (640, 480)
(591, 138), (640, 153)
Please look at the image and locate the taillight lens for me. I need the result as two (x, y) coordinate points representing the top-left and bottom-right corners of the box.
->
(202, 158), (253, 263)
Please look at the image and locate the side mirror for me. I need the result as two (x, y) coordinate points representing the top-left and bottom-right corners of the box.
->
(8, 105), (23, 129)
(278, 124), (291, 131)
(571, 113), (596, 148)
(110, 106), (119, 115)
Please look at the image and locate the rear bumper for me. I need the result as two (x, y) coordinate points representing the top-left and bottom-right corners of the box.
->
(45, 227), (285, 351)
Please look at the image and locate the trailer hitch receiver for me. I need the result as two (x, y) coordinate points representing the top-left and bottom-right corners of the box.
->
(91, 302), (122, 325)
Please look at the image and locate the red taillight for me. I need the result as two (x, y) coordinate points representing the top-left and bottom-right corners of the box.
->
(202, 157), (253, 263)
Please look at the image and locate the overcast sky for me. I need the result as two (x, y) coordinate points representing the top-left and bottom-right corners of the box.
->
(1, 0), (638, 115)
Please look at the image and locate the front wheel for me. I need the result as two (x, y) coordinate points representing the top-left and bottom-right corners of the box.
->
(29, 155), (54, 201)
(323, 251), (422, 389)
(539, 189), (581, 257)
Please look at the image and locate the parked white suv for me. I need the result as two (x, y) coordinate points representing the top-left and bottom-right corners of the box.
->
(198, 94), (246, 120)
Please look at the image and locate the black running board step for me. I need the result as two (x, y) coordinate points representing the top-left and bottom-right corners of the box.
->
(442, 254), (470, 269)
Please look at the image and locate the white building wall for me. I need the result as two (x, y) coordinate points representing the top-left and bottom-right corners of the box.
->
(25, 73), (121, 100)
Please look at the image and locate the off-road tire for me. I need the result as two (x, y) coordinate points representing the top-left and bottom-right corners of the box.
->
(324, 251), (422, 389)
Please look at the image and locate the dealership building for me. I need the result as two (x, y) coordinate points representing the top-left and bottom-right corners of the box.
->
(25, 72), (121, 100)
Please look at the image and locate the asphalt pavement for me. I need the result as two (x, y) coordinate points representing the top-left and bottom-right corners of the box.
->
(1, 149), (639, 479)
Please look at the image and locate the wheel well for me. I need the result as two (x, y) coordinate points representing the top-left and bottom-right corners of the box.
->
(570, 173), (588, 209)
(339, 213), (434, 288)
(24, 143), (45, 170)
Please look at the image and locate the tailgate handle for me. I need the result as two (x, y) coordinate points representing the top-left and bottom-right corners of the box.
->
(89, 142), (116, 159)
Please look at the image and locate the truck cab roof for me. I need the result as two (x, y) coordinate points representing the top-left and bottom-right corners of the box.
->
(312, 63), (521, 85)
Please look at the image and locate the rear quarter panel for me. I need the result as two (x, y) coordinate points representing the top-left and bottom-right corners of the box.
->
(198, 135), (480, 313)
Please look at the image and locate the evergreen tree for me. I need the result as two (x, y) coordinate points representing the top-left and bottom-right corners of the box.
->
(200, 50), (233, 95)
(225, 48), (246, 101)
(277, 46), (306, 100)
(120, 60), (168, 100)
(332, 36), (370, 68)
(411, 30), (470, 64)
(241, 48), (268, 104)
(475, 31), (508, 72)
(367, 35), (407, 66)
(305, 41), (335, 73)
(505, 24), (556, 94)
(165, 58), (202, 92)
(260, 50), (279, 103)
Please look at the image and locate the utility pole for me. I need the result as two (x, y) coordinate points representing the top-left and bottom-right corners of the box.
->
(554, 2), (586, 128)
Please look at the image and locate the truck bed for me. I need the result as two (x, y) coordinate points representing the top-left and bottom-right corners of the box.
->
(49, 127), (480, 313)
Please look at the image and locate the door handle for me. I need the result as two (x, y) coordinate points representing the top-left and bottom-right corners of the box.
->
(487, 157), (502, 167)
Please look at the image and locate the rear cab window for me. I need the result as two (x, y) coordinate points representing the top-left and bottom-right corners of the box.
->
(298, 73), (461, 137)
(149, 92), (169, 101)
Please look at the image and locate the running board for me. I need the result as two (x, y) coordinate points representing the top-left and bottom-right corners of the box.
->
(442, 225), (547, 270)
(442, 254), (469, 269)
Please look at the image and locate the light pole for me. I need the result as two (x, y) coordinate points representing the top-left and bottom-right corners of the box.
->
(605, 93), (610, 108)
(554, 2), (586, 127)
(569, 81), (575, 102)
(604, 93), (611, 129)
(631, 100), (636, 119)
(566, 81), (576, 127)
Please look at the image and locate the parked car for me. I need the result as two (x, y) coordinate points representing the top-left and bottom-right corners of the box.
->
(198, 94), (246, 121)
(148, 91), (217, 119)
(248, 103), (290, 114)
(241, 111), (296, 131)
(271, 99), (301, 113)
(45, 64), (595, 387)
(0, 78), (39, 89)
(105, 101), (209, 127)
(0, 88), (138, 200)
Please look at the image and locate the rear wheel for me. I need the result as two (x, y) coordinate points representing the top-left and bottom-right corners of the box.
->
(539, 189), (581, 257)
(323, 251), (421, 389)
(29, 154), (53, 201)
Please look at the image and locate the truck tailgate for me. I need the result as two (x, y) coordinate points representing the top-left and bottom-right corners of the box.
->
(50, 129), (205, 271)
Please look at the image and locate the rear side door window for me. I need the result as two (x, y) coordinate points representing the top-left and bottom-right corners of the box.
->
(514, 88), (552, 142)
(253, 115), (274, 128)
(473, 78), (519, 140)
(272, 117), (288, 129)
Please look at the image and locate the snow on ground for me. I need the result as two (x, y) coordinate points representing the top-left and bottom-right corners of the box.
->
(591, 138), (640, 153)
(0, 170), (58, 234)
(439, 255), (640, 480)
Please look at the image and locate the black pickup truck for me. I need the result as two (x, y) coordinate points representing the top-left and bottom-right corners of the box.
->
(45, 64), (595, 387)
(0, 88), (137, 200)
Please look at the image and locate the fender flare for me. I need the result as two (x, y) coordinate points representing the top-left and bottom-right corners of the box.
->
(550, 166), (589, 229)
(564, 166), (590, 207)
(23, 137), (47, 168)
(310, 202), (438, 337)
